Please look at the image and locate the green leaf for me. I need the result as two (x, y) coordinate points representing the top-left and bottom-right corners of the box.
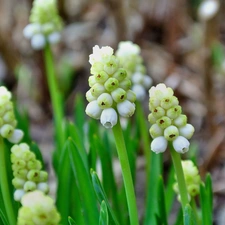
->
(174, 207), (183, 225)
(0, 208), (9, 225)
(99, 201), (109, 225)
(157, 176), (168, 225)
(91, 170), (120, 225)
(68, 216), (77, 225)
(184, 204), (196, 225)
(200, 174), (213, 225)
(68, 138), (99, 225)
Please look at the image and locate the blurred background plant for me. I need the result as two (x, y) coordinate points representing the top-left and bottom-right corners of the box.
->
(0, 0), (225, 224)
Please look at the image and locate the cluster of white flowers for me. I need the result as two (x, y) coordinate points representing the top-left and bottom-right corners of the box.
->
(174, 160), (201, 201)
(116, 41), (152, 101)
(23, 0), (62, 50)
(148, 84), (195, 154)
(86, 45), (136, 128)
(17, 191), (60, 225)
(11, 143), (49, 202)
(0, 86), (23, 143)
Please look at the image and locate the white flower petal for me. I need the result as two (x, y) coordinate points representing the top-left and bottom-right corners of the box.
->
(47, 32), (61, 44)
(23, 23), (41, 39)
(31, 33), (46, 50)
(7, 129), (24, 144)
(198, 0), (219, 21)
(179, 124), (195, 139)
(100, 108), (118, 128)
(85, 100), (102, 119)
(150, 136), (168, 154)
(173, 136), (190, 154)
(14, 189), (25, 201)
(132, 84), (146, 101)
(117, 100), (135, 117)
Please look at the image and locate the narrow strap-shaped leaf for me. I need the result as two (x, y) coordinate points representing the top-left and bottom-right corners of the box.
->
(99, 201), (109, 225)
(157, 176), (168, 225)
(174, 207), (183, 225)
(0, 209), (9, 225)
(68, 138), (99, 225)
(205, 173), (213, 214)
(68, 216), (77, 225)
(91, 170), (120, 225)
(184, 204), (196, 225)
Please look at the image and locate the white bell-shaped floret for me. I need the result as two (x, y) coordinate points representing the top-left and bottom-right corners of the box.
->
(31, 33), (46, 50)
(85, 100), (102, 119)
(132, 84), (146, 101)
(47, 32), (61, 44)
(173, 136), (190, 154)
(7, 129), (24, 144)
(100, 108), (118, 128)
(117, 100), (135, 117)
(14, 189), (25, 201)
(150, 136), (168, 154)
(23, 23), (42, 39)
(179, 124), (195, 139)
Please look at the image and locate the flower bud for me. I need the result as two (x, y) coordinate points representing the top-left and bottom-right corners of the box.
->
(37, 182), (49, 194)
(100, 108), (118, 128)
(179, 124), (195, 139)
(119, 78), (131, 90)
(113, 68), (127, 81)
(97, 93), (113, 109)
(160, 96), (178, 110)
(150, 136), (168, 154)
(14, 189), (25, 202)
(103, 55), (119, 75)
(31, 33), (46, 50)
(86, 90), (96, 102)
(131, 72), (144, 84)
(126, 90), (136, 103)
(88, 75), (96, 87)
(142, 75), (153, 89)
(166, 105), (182, 119)
(90, 83), (105, 97)
(111, 88), (127, 103)
(148, 113), (156, 124)
(94, 71), (109, 83)
(104, 77), (119, 92)
(173, 114), (187, 127)
(172, 136), (190, 153)
(149, 124), (163, 138)
(90, 62), (104, 75)
(7, 129), (24, 144)
(23, 23), (41, 39)
(117, 100), (135, 117)
(164, 125), (179, 141)
(156, 116), (171, 129)
(47, 32), (61, 44)
(12, 178), (26, 189)
(132, 84), (145, 101)
(0, 124), (14, 138)
(85, 100), (102, 119)
(152, 106), (165, 119)
(23, 181), (37, 192)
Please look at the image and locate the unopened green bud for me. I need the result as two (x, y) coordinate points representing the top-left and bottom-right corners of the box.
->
(104, 77), (119, 92)
(119, 78), (131, 90)
(39, 171), (48, 182)
(149, 97), (160, 110)
(164, 125), (179, 141)
(14, 169), (28, 179)
(160, 96), (179, 110)
(88, 75), (96, 87)
(149, 124), (163, 138)
(12, 159), (26, 170)
(27, 170), (40, 182)
(166, 105), (182, 119)
(148, 113), (156, 124)
(90, 62), (104, 74)
(12, 178), (26, 189)
(173, 114), (187, 127)
(113, 68), (127, 81)
(156, 116), (172, 129)
(103, 55), (119, 75)
(126, 90), (136, 103)
(152, 106), (165, 119)
(0, 124), (14, 138)
(90, 83), (105, 97)
(3, 111), (15, 123)
(27, 159), (41, 170)
(97, 93), (113, 109)
(187, 184), (199, 197)
(111, 88), (127, 103)
(23, 181), (37, 192)
(94, 71), (109, 83)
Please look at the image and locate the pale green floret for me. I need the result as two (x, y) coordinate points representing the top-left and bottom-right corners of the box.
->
(119, 78), (132, 90)
(166, 105), (182, 119)
(0, 124), (14, 138)
(149, 97), (160, 110)
(27, 159), (41, 170)
(27, 170), (41, 182)
(152, 106), (166, 119)
(164, 125), (179, 141)
(90, 62), (104, 75)
(86, 90), (96, 102)
(90, 83), (105, 97)
(12, 159), (26, 170)
(88, 75), (96, 87)
(149, 124), (163, 138)
(13, 169), (28, 180)
(24, 181), (37, 192)
(156, 116), (172, 129)
(160, 96), (179, 110)
(104, 77), (119, 92)
(94, 71), (109, 83)
(103, 55), (119, 75)
(3, 111), (15, 123)
(12, 178), (26, 189)
(126, 90), (136, 103)
(148, 113), (157, 124)
(113, 68), (127, 81)
(97, 93), (113, 109)
(173, 114), (187, 127)
(179, 124), (195, 139)
(111, 88), (127, 103)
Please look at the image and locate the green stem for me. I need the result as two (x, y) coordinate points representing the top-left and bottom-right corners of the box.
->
(43, 44), (65, 154)
(169, 143), (189, 211)
(112, 121), (139, 225)
(0, 137), (16, 225)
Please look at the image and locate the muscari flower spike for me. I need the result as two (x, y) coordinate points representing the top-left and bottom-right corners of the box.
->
(23, 0), (63, 50)
(0, 86), (23, 143)
(115, 41), (152, 101)
(85, 45), (136, 129)
(173, 160), (201, 201)
(11, 143), (49, 202)
(148, 83), (195, 154)
(17, 190), (60, 225)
